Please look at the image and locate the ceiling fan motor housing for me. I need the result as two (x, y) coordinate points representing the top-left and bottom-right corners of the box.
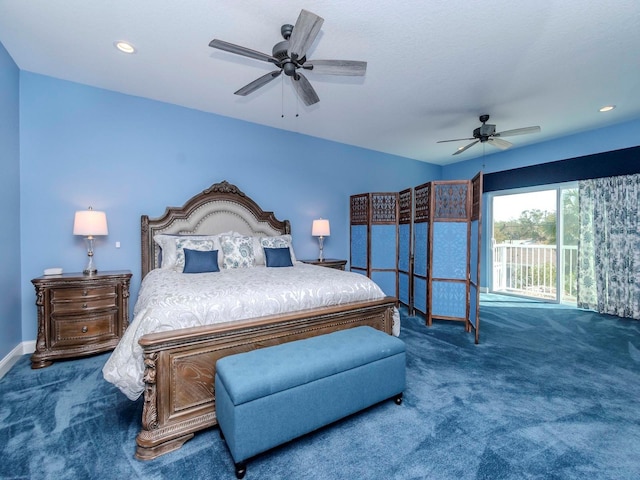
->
(480, 123), (496, 136)
(475, 123), (496, 140)
(272, 40), (289, 61)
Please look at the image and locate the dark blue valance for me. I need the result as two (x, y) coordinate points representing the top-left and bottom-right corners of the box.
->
(483, 145), (640, 192)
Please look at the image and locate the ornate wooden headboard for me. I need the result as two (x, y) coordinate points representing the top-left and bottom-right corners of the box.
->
(141, 180), (291, 278)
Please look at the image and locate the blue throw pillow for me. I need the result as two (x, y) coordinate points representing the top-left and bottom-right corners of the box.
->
(183, 249), (220, 273)
(264, 247), (293, 267)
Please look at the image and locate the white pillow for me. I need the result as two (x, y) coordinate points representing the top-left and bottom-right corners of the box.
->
(219, 234), (255, 269)
(260, 235), (297, 263)
(252, 237), (266, 266)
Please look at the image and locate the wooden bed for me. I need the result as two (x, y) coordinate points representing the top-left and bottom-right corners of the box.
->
(134, 180), (397, 460)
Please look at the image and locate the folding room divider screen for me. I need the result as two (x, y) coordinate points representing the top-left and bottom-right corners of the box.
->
(350, 172), (482, 343)
(349, 192), (399, 300)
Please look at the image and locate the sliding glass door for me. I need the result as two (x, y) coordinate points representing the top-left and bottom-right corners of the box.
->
(490, 183), (577, 304)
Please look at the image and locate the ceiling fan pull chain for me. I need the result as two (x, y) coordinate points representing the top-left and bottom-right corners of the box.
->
(296, 88), (300, 118)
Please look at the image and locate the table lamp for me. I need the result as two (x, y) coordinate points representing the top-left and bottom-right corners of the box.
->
(73, 207), (108, 275)
(311, 218), (330, 262)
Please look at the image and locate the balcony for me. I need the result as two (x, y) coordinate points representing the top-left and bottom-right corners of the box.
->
(492, 243), (578, 303)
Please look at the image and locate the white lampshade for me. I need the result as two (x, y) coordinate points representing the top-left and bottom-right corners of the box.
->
(312, 218), (330, 237)
(73, 208), (108, 236)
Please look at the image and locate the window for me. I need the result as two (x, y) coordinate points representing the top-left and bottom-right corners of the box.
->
(489, 183), (578, 303)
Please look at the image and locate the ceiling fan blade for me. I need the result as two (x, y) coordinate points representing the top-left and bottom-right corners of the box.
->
(292, 72), (320, 106)
(306, 60), (367, 76)
(209, 39), (278, 64)
(437, 137), (475, 144)
(234, 70), (282, 96)
(452, 140), (479, 155)
(487, 137), (513, 150)
(495, 126), (541, 137)
(288, 9), (324, 61)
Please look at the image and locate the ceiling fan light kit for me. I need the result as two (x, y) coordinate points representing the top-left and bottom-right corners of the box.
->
(438, 114), (541, 156)
(209, 9), (367, 107)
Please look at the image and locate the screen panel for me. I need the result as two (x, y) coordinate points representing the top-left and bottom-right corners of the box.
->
(431, 281), (467, 318)
(413, 222), (428, 277)
(413, 277), (427, 314)
(470, 220), (479, 281)
(399, 223), (411, 272)
(432, 222), (467, 280)
(399, 272), (409, 305)
(371, 271), (397, 298)
(469, 284), (478, 328)
(350, 224), (368, 270)
(371, 225), (397, 269)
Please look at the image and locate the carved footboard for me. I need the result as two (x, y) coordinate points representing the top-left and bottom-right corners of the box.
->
(135, 297), (396, 460)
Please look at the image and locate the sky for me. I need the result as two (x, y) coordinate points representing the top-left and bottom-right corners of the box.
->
(492, 190), (557, 221)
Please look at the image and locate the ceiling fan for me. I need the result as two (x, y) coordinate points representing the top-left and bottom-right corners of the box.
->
(437, 114), (541, 155)
(209, 9), (367, 106)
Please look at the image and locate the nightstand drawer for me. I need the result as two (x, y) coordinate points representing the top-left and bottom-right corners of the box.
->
(51, 295), (117, 314)
(52, 313), (117, 347)
(52, 285), (116, 301)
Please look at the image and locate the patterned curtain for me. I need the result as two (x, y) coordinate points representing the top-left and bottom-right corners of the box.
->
(577, 174), (640, 319)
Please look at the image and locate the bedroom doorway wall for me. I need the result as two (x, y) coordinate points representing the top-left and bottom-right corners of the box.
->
(489, 184), (578, 304)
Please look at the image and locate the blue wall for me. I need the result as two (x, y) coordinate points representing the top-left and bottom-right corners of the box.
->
(18, 72), (440, 343)
(0, 43), (21, 360)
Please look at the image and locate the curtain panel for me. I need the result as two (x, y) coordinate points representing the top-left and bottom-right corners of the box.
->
(577, 174), (640, 319)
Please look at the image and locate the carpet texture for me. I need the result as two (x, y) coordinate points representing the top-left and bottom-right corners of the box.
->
(2, 296), (640, 479)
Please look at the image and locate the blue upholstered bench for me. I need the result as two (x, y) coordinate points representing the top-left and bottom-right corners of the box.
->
(215, 325), (406, 479)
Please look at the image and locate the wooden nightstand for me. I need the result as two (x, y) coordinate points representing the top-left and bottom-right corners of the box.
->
(30, 270), (132, 369)
(300, 259), (348, 270)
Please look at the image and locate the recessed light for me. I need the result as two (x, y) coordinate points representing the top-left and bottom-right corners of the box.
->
(599, 105), (616, 112)
(115, 41), (136, 54)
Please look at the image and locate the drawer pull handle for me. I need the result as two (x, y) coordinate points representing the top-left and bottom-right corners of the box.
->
(82, 303), (88, 309)
(82, 290), (88, 296)
(81, 326), (88, 333)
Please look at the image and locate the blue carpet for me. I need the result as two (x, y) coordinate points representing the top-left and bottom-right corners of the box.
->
(2, 296), (640, 479)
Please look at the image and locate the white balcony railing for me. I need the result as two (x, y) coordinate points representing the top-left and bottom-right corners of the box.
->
(492, 243), (578, 302)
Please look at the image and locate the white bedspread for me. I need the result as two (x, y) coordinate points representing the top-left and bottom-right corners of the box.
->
(102, 263), (399, 400)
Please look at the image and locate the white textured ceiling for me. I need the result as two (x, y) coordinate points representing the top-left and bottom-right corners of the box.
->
(1, 1), (639, 165)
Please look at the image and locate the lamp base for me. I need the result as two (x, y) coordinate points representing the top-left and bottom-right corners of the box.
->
(317, 236), (325, 262)
(83, 238), (98, 275)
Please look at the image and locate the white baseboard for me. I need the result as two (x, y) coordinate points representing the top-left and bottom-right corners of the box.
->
(0, 341), (35, 379)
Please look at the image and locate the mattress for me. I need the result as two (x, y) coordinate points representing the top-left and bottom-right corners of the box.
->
(102, 262), (399, 400)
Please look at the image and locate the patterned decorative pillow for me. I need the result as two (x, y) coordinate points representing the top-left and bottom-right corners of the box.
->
(154, 234), (220, 270)
(260, 235), (297, 263)
(220, 234), (255, 269)
(175, 237), (219, 271)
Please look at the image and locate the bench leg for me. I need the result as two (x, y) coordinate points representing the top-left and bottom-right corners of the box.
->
(235, 462), (247, 479)
(394, 393), (403, 405)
